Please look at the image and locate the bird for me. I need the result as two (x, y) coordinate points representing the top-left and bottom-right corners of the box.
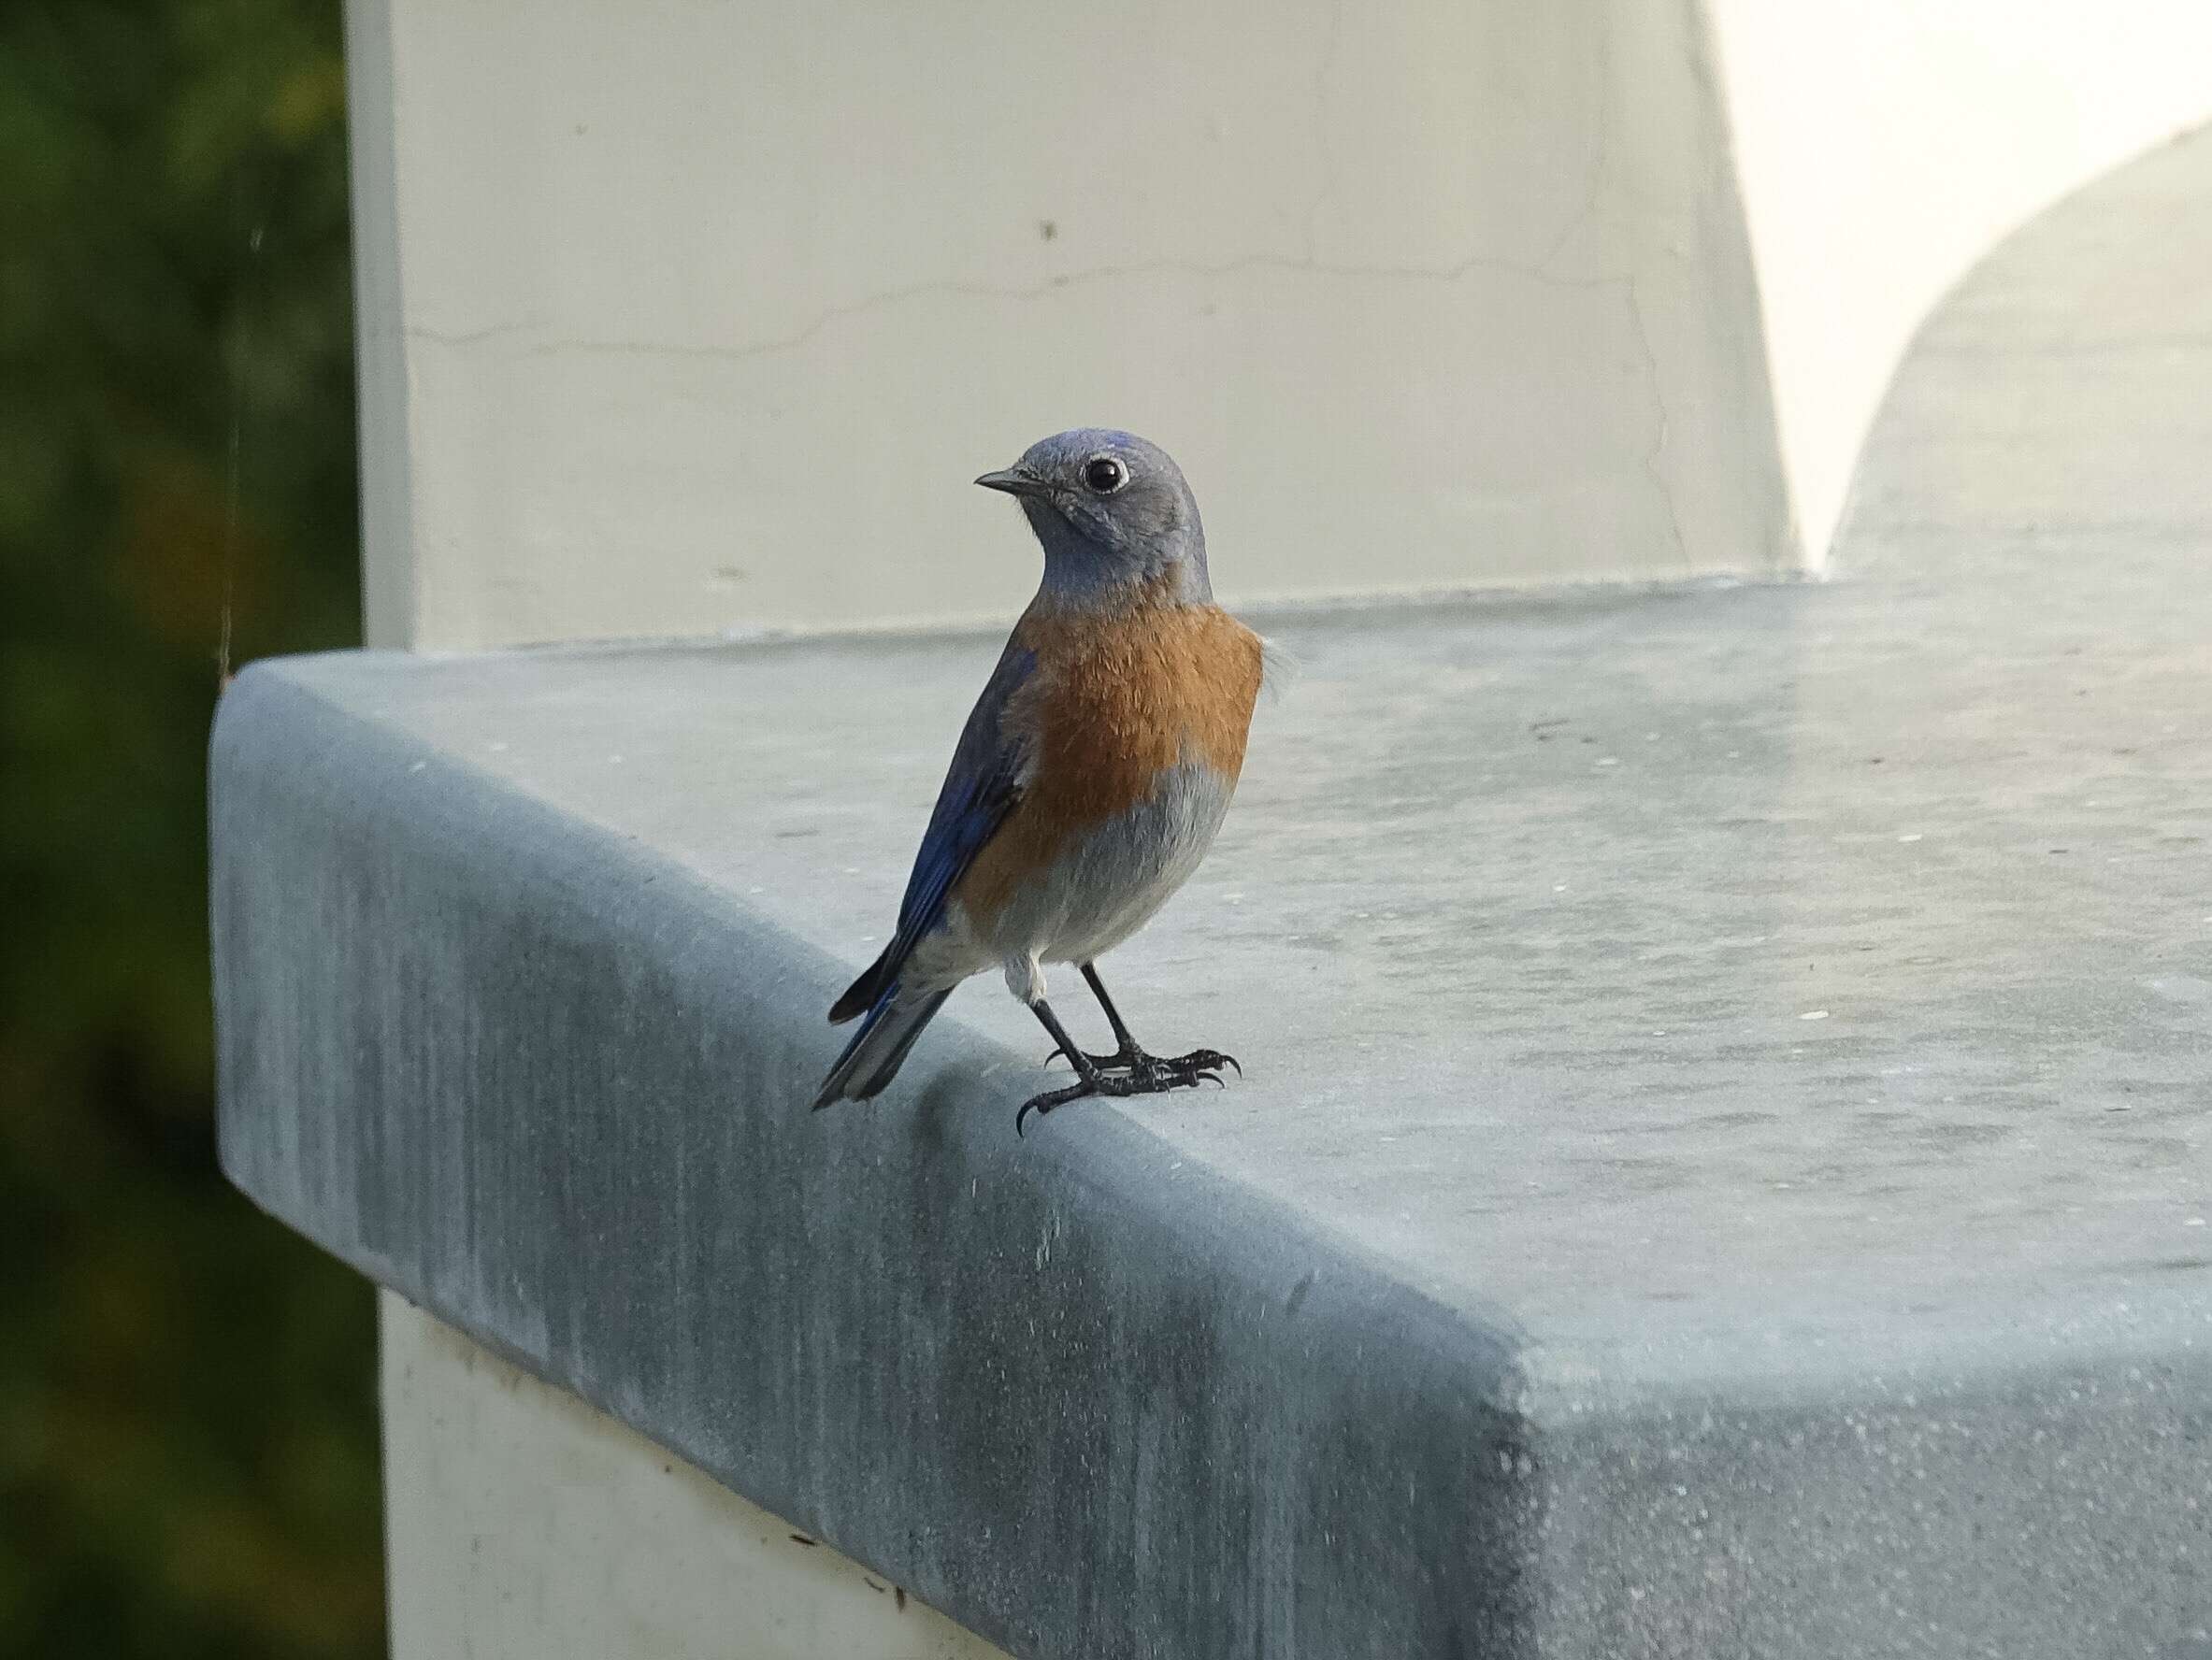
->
(812, 429), (1265, 1134)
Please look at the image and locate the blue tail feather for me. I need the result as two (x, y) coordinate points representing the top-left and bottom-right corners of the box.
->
(812, 985), (955, 1109)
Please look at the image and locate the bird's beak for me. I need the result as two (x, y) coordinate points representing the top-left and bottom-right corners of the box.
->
(974, 467), (1050, 499)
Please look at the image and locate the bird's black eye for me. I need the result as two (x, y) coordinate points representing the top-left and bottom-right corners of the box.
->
(1084, 456), (1128, 494)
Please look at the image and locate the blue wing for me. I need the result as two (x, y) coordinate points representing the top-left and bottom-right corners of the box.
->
(826, 640), (1036, 1023)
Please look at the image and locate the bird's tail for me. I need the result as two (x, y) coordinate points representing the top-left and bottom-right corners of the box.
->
(812, 984), (955, 1110)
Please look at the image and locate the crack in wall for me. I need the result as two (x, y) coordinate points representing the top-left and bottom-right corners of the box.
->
(404, 250), (1691, 569)
(408, 249), (1638, 365)
(1623, 277), (1694, 575)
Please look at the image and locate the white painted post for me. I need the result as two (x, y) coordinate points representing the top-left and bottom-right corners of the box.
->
(350, 0), (1801, 651)
(381, 1295), (1014, 1658)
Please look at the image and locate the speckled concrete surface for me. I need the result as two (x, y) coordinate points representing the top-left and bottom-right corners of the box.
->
(216, 130), (2212, 1656)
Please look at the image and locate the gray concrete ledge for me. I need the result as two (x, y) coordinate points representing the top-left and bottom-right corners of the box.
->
(213, 660), (1537, 1655)
(215, 132), (2212, 1657)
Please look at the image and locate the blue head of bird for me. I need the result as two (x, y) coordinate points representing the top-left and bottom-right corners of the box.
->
(976, 429), (1210, 608)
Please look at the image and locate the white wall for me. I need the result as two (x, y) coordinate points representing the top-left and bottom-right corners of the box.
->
(381, 1295), (1011, 1660)
(350, 0), (1789, 648)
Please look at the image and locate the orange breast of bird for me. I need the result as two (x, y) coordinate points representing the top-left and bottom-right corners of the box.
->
(955, 591), (1264, 929)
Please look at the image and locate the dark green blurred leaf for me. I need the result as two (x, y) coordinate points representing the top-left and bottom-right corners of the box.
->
(0, 2), (378, 1656)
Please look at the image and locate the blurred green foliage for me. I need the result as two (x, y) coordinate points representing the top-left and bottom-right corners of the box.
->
(0, 2), (381, 1655)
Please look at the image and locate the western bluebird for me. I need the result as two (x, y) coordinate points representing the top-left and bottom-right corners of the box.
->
(812, 430), (1264, 1133)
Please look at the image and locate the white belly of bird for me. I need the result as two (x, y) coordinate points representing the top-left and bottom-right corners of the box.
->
(930, 760), (1235, 1003)
(1027, 760), (1234, 965)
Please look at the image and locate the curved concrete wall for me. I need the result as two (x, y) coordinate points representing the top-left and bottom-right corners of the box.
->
(1706, 0), (2212, 564)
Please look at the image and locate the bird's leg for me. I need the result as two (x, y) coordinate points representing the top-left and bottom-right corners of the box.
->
(1078, 962), (1143, 1068)
(1019, 999), (1128, 1135)
(1017, 996), (1220, 1136)
(1076, 964), (1240, 1087)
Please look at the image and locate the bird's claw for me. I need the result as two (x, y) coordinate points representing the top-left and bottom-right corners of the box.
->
(1165, 1047), (1239, 1080)
(1016, 1045), (1240, 1134)
(1015, 1068), (1134, 1136)
(1118, 1047), (1238, 1090)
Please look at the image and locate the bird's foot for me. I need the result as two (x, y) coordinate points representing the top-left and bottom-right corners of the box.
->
(1127, 1046), (1239, 1090)
(1015, 1077), (1111, 1136)
(1017, 1047), (1238, 1135)
(1043, 1045), (1241, 1084)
